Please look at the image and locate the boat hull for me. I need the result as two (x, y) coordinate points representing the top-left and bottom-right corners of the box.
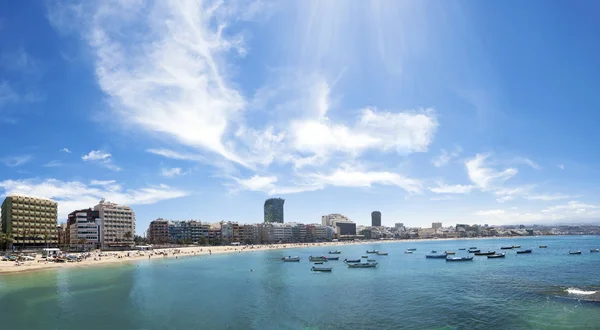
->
(487, 253), (506, 258)
(446, 257), (474, 262)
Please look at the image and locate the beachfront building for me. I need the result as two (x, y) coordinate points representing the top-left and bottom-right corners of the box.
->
(57, 223), (67, 247)
(371, 211), (382, 227)
(264, 198), (284, 223)
(67, 208), (101, 250)
(1, 195), (58, 249)
(321, 213), (350, 227)
(148, 218), (169, 244)
(432, 222), (442, 230)
(243, 224), (260, 244)
(169, 220), (204, 244)
(94, 199), (135, 249)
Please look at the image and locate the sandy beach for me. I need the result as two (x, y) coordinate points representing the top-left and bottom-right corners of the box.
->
(0, 236), (528, 275)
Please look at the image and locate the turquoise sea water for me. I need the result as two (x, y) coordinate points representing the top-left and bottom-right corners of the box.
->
(1, 236), (600, 330)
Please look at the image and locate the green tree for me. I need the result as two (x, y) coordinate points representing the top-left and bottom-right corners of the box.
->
(0, 233), (15, 251)
(199, 236), (207, 246)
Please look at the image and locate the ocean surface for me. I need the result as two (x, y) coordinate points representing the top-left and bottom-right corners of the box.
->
(1, 236), (600, 330)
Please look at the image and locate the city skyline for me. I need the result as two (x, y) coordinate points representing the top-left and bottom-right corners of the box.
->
(2, 2), (600, 234)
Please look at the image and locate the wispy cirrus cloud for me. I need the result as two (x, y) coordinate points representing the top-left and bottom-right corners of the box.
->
(431, 146), (462, 167)
(47, 1), (437, 197)
(0, 178), (188, 219)
(60, 148), (71, 153)
(2, 155), (33, 167)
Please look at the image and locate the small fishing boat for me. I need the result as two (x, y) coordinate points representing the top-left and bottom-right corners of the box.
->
(344, 259), (361, 263)
(282, 256), (300, 262)
(569, 251), (582, 255)
(426, 254), (447, 259)
(314, 262), (324, 265)
(591, 249), (600, 253)
(512, 245), (521, 248)
(309, 256), (328, 262)
(366, 250), (378, 254)
(311, 266), (332, 272)
(328, 250), (341, 254)
(458, 248), (466, 250)
(468, 249), (481, 253)
(327, 256), (340, 261)
(469, 247), (477, 249)
(516, 249), (532, 254)
(474, 251), (496, 256)
(500, 246), (513, 250)
(348, 262), (378, 268)
(361, 255), (368, 258)
(407, 248), (417, 251)
(404, 250), (413, 254)
(446, 256), (474, 262)
(377, 252), (388, 256)
(444, 251), (456, 255)
(539, 245), (548, 248)
(487, 253), (506, 259)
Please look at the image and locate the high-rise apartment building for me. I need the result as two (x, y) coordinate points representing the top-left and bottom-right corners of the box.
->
(67, 208), (101, 250)
(371, 211), (382, 227)
(93, 200), (135, 249)
(264, 198), (284, 223)
(1, 195), (58, 249)
(148, 218), (170, 243)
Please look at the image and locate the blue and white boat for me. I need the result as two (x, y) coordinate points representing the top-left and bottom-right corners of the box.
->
(446, 256), (474, 262)
(311, 266), (332, 272)
(309, 256), (328, 262)
(328, 250), (341, 254)
(426, 254), (447, 259)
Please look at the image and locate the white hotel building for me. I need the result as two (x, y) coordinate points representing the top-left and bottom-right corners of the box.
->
(94, 200), (135, 248)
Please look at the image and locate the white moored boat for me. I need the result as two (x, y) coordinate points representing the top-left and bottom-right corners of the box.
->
(282, 256), (300, 262)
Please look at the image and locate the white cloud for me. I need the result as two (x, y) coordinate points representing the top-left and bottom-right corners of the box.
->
(0, 81), (19, 109)
(432, 146), (462, 167)
(234, 175), (278, 192)
(43, 160), (63, 167)
(542, 201), (598, 213)
(306, 167), (422, 194)
(465, 154), (517, 190)
(82, 150), (110, 161)
(0, 178), (188, 219)
(525, 194), (573, 201)
(161, 167), (187, 178)
(60, 148), (71, 153)
(2, 155), (33, 167)
(82, 150), (120, 171)
(429, 183), (474, 194)
(146, 149), (204, 162)
(513, 157), (542, 170)
(557, 164), (565, 170)
(290, 107), (437, 159)
(90, 180), (116, 186)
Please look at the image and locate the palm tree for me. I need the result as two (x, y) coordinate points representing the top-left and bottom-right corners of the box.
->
(0, 233), (14, 251)
(77, 238), (87, 251)
(123, 231), (133, 245)
(43, 232), (50, 249)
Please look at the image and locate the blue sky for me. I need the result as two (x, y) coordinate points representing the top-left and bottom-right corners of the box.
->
(1, 1), (600, 233)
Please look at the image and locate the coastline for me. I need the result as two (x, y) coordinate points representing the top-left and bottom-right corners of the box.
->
(0, 236), (538, 275)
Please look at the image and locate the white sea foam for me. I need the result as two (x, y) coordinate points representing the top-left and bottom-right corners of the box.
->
(566, 288), (597, 295)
